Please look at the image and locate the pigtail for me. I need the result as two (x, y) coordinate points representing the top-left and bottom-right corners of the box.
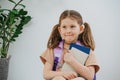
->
(47, 24), (62, 49)
(78, 22), (95, 51)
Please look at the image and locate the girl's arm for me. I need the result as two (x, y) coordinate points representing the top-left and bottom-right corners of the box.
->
(64, 50), (95, 80)
(43, 62), (62, 79)
(69, 58), (95, 80)
(43, 62), (77, 80)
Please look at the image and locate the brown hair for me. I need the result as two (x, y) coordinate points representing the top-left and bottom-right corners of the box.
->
(47, 10), (95, 51)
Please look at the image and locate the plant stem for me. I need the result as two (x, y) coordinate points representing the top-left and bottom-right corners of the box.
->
(12, 0), (23, 10)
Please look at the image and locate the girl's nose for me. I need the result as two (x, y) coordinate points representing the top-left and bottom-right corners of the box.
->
(66, 28), (71, 32)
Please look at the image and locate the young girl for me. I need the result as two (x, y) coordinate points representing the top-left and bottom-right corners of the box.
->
(40, 10), (100, 80)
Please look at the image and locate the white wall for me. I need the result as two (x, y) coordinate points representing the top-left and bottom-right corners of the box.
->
(0, 0), (120, 80)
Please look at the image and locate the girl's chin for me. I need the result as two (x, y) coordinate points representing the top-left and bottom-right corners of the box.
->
(64, 40), (76, 44)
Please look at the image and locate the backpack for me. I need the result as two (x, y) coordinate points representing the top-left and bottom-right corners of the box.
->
(52, 41), (96, 80)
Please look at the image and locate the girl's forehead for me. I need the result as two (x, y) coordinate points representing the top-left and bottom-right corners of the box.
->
(60, 17), (78, 25)
(61, 17), (77, 21)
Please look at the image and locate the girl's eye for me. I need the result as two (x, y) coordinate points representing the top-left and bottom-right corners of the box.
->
(62, 26), (66, 28)
(71, 25), (76, 28)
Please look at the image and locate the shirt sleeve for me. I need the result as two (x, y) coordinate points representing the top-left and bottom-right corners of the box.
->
(85, 50), (100, 73)
(40, 48), (54, 65)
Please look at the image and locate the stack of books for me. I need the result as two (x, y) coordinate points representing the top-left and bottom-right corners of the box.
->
(61, 43), (90, 72)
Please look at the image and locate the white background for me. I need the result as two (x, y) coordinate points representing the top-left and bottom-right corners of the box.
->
(0, 0), (120, 80)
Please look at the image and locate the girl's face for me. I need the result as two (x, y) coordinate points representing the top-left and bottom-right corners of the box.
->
(58, 17), (84, 44)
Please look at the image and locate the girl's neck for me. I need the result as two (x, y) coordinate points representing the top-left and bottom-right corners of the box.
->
(63, 40), (79, 49)
(64, 42), (70, 50)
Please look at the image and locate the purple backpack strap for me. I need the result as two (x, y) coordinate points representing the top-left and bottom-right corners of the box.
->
(52, 41), (64, 71)
(52, 56), (59, 71)
(93, 74), (96, 80)
(52, 48), (63, 71)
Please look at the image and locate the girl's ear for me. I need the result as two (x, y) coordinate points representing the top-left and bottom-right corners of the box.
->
(58, 26), (64, 40)
(80, 25), (85, 33)
(58, 26), (61, 34)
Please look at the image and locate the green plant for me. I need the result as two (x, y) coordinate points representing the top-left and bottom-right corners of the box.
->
(0, 0), (32, 58)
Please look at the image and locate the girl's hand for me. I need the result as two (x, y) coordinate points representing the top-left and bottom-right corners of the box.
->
(62, 71), (77, 80)
(64, 50), (75, 64)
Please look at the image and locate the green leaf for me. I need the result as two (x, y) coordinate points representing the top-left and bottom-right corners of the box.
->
(8, 0), (16, 4)
(15, 28), (22, 34)
(21, 16), (32, 25)
(7, 11), (15, 26)
(0, 13), (7, 25)
(0, 9), (4, 12)
(2, 37), (8, 42)
(0, 15), (3, 22)
(10, 38), (16, 42)
(10, 27), (15, 33)
(12, 9), (19, 15)
(5, 32), (11, 40)
(10, 24), (23, 42)
(19, 9), (27, 15)
(18, 4), (26, 8)
(0, 9), (11, 12)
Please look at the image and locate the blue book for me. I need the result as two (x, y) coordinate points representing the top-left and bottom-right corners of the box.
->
(69, 43), (90, 55)
(62, 43), (91, 72)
